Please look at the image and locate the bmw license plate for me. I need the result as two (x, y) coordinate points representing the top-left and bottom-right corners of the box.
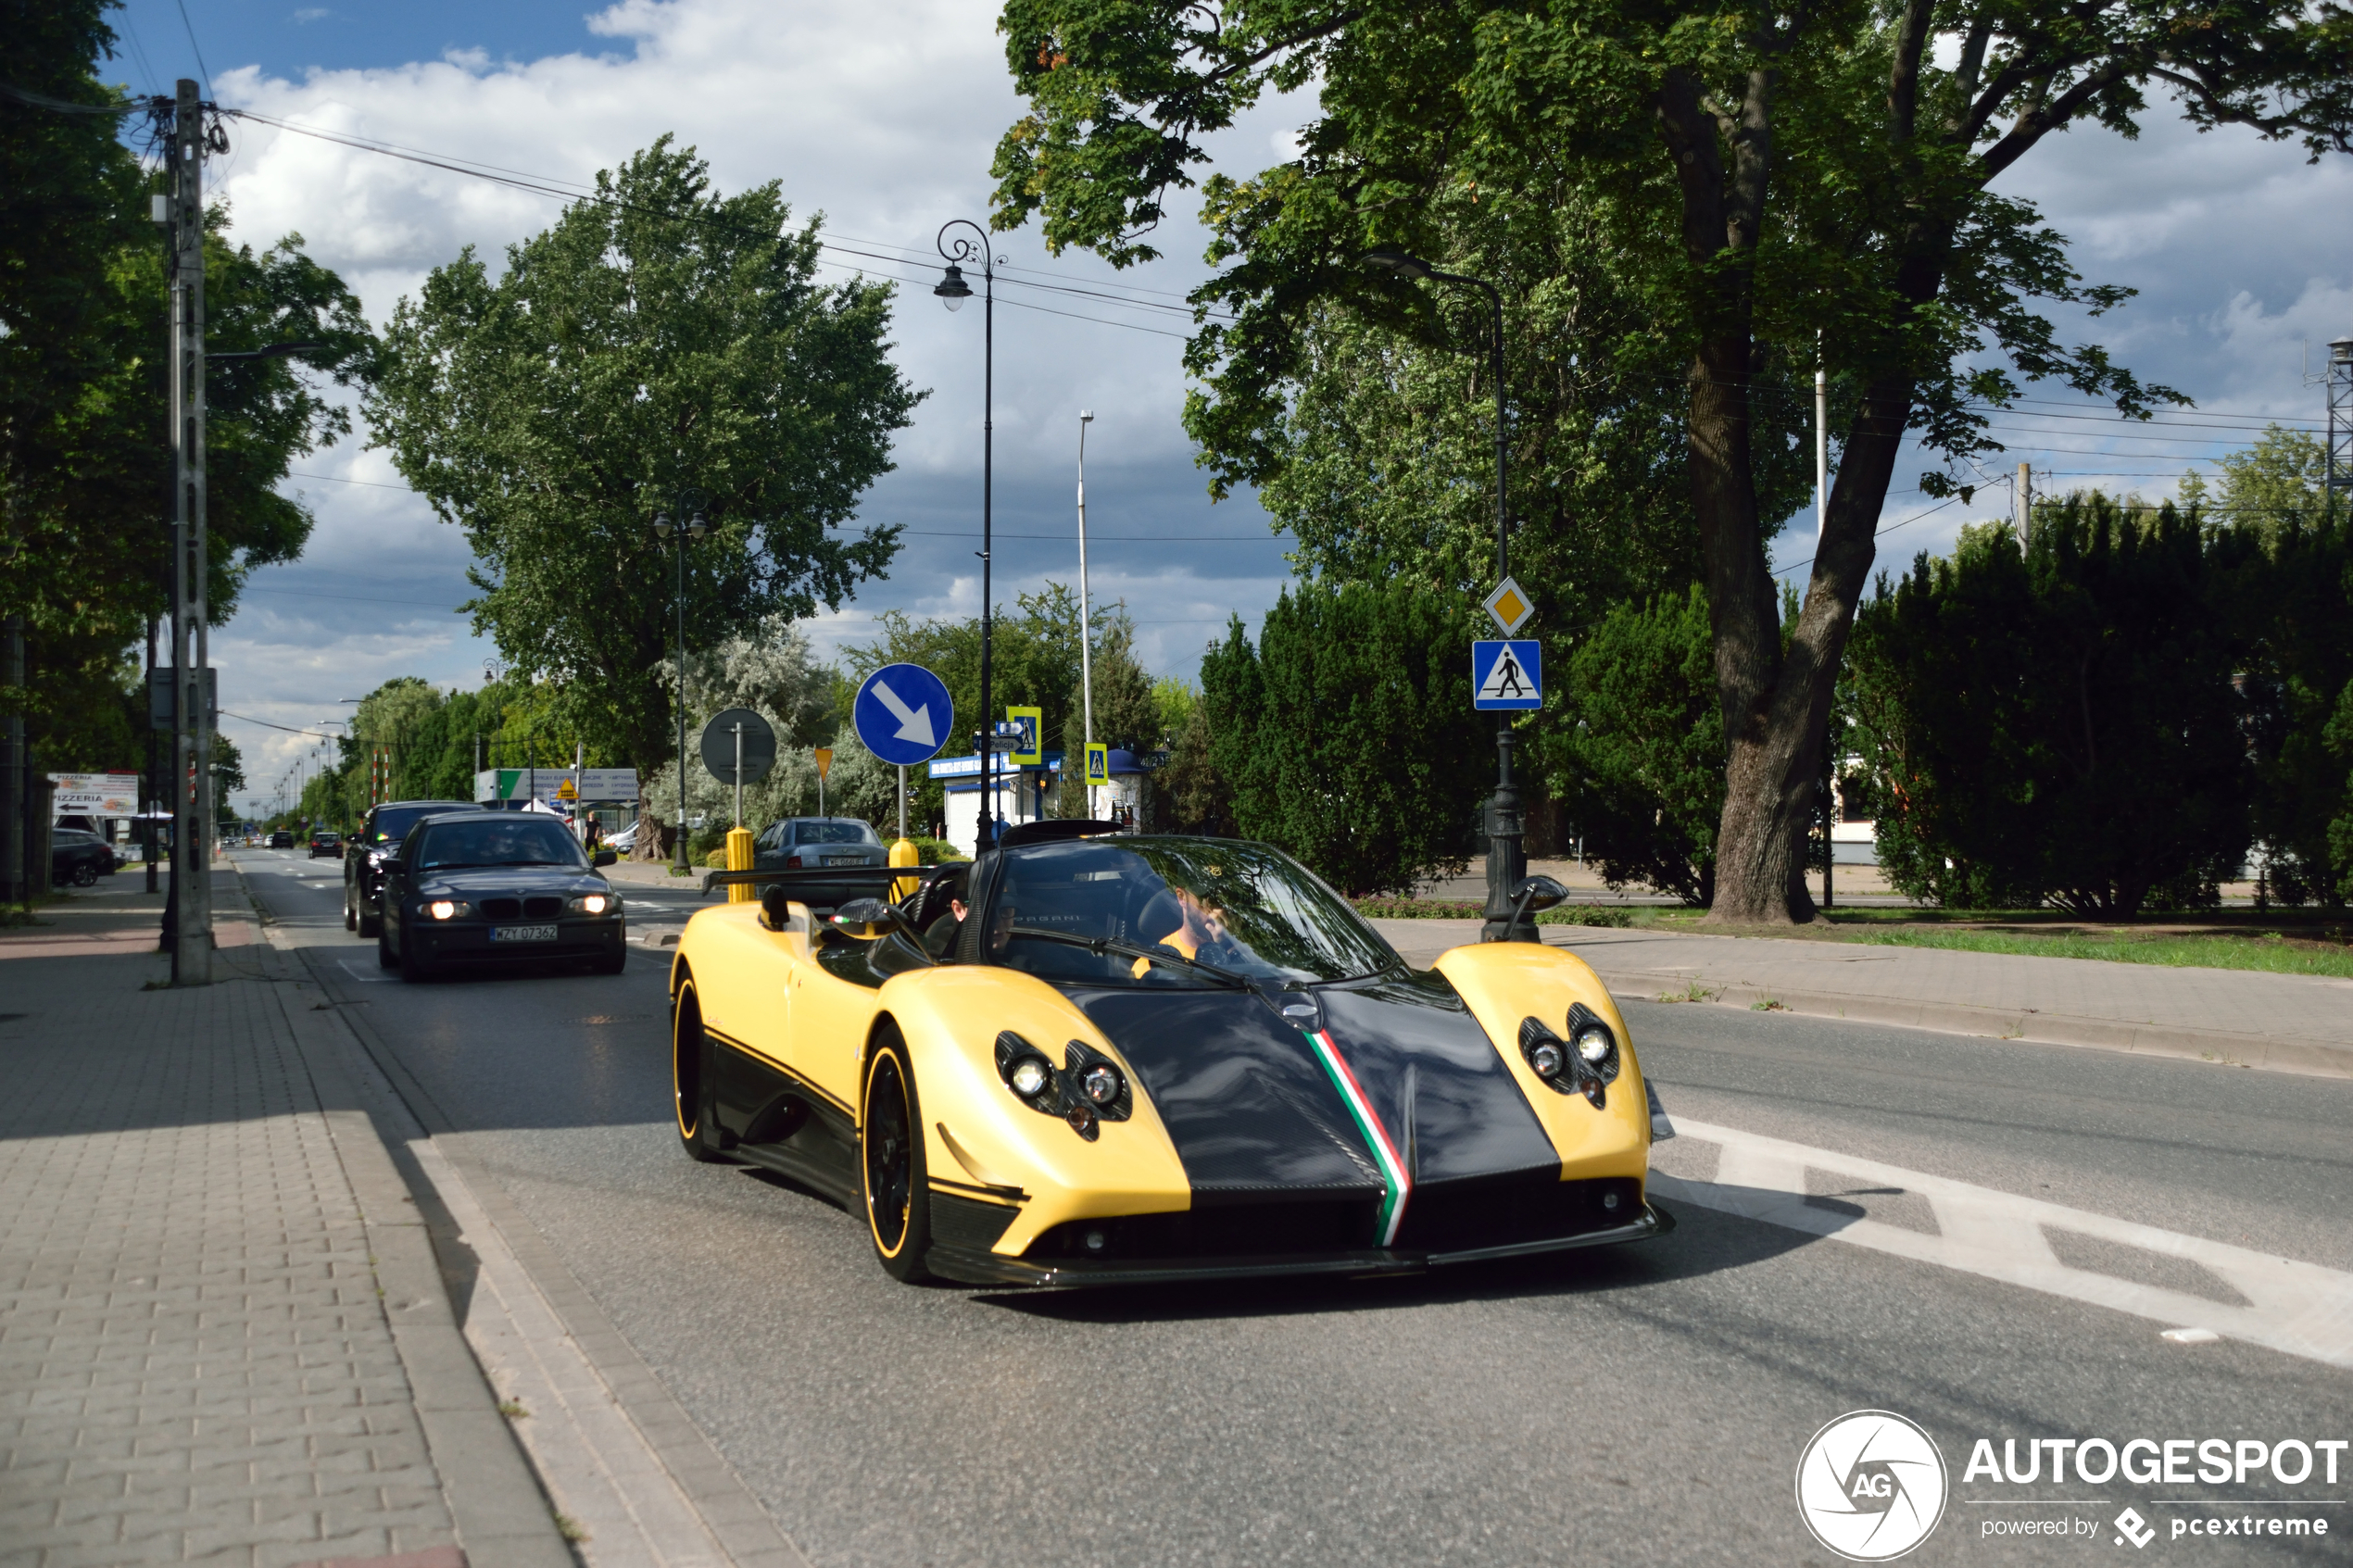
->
(491, 923), (559, 943)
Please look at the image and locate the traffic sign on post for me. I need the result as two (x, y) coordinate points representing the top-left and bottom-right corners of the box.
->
(853, 663), (953, 767)
(1483, 577), (1536, 636)
(1472, 640), (1543, 710)
(1006, 706), (1043, 766)
(1085, 743), (1110, 786)
(698, 709), (777, 784)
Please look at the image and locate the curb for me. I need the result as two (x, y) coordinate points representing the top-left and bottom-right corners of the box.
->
(1591, 965), (2353, 1079)
(228, 867), (577, 1567)
(239, 860), (812, 1568)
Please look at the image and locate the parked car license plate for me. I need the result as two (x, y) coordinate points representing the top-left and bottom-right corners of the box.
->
(824, 856), (865, 866)
(491, 923), (559, 943)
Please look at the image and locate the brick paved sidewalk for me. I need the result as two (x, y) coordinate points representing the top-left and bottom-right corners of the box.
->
(1370, 919), (2353, 1076)
(0, 877), (561, 1567)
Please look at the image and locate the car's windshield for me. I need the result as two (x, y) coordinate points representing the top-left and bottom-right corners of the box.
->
(791, 820), (877, 847)
(371, 805), (461, 845)
(982, 836), (1399, 987)
(412, 817), (585, 871)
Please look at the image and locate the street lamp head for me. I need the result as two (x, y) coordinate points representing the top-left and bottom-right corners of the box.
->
(935, 262), (973, 310)
(653, 511), (673, 541)
(1363, 250), (1434, 282)
(687, 510), (709, 543)
(1079, 409), (1094, 424)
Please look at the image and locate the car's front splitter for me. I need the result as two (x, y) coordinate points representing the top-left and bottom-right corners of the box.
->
(926, 1201), (1674, 1289)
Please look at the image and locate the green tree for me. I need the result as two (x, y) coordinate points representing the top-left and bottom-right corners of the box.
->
(367, 137), (919, 782)
(3, 7), (371, 774)
(1541, 586), (1724, 905)
(2190, 424), (2334, 549)
(988, 0), (2351, 923)
(1845, 498), (2250, 914)
(1199, 580), (1491, 896)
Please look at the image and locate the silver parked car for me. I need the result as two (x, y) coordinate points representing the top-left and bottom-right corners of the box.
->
(749, 816), (888, 911)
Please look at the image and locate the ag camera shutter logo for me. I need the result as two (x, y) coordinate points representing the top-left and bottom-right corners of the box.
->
(1795, 1411), (1949, 1561)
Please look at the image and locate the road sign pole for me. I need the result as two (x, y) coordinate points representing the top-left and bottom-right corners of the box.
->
(898, 763), (906, 841)
(732, 722), (743, 828)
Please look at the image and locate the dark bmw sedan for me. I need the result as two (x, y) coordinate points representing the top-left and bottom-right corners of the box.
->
(376, 811), (624, 981)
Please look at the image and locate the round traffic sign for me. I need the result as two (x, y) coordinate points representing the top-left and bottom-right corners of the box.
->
(698, 708), (777, 784)
(853, 663), (954, 768)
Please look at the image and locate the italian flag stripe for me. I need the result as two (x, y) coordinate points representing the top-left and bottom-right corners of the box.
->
(1304, 1028), (1412, 1246)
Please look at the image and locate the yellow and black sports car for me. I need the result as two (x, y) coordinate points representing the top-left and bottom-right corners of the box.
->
(669, 822), (1671, 1286)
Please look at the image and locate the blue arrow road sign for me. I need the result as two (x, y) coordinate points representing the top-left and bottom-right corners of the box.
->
(854, 663), (955, 767)
(1472, 640), (1542, 710)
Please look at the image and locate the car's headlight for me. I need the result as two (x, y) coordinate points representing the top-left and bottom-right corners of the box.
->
(568, 892), (619, 916)
(427, 899), (470, 921)
(1519, 1006), (1620, 1109)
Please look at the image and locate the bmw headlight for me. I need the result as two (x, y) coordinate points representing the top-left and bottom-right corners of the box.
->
(567, 892), (620, 916)
(427, 899), (470, 922)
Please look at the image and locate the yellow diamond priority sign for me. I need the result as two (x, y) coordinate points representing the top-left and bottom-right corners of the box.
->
(1483, 576), (1535, 636)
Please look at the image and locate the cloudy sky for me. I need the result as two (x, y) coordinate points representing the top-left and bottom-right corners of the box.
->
(104, 0), (2350, 816)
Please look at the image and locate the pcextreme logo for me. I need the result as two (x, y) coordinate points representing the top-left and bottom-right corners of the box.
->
(1796, 1411), (1950, 1562)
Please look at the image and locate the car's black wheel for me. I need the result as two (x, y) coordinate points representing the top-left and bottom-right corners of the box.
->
(70, 862), (98, 887)
(343, 884), (358, 932)
(376, 921), (396, 969)
(397, 919), (432, 982)
(861, 1028), (933, 1283)
(671, 980), (730, 1163)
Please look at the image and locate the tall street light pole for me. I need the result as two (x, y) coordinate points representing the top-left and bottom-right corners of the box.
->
(654, 495), (708, 874)
(935, 222), (999, 849)
(1363, 251), (1534, 942)
(1076, 409), (1096, 820)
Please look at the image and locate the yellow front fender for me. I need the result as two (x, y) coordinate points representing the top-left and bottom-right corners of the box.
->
(1434, 943), (1651, 1184)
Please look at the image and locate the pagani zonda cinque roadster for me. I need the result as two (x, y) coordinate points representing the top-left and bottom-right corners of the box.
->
(668, 822), (1672, 1286)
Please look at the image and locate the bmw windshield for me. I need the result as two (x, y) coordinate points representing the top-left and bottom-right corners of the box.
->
(982, 837), (1399, 988)
(410, 818), (587, 872)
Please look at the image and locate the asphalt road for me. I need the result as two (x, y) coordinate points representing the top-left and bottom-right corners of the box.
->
(234, 848), (2353, 1566)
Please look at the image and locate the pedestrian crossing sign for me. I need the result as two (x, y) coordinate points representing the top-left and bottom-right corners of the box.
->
(1085, 743), (1110, 785)
(1472, 639), (1543, 710)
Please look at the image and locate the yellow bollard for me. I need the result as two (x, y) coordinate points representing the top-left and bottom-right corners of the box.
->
(889, 836), (920, 903)
(725, 824), (756, 903)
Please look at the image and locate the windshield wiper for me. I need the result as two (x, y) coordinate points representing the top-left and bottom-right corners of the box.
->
(1005, 923), (1251, 989)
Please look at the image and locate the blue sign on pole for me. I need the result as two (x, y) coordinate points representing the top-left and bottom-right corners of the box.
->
(1472, 640), (1542, 710)
(854, 663), (956, 767)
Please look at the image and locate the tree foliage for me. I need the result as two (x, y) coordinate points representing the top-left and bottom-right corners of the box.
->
(988, 0), (2352, 922)
(1197, 580), (1491, 896)
(1845, 500), (2251, 914)
(367, 138), (918, 777)
(3, 4), (371, 771)
(1540, 586), (1725, 905)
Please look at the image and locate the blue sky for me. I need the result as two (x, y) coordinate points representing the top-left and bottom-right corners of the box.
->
(105, 1), (2353, 816)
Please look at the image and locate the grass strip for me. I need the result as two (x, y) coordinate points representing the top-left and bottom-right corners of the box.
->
(1855, 927), (2353, 979)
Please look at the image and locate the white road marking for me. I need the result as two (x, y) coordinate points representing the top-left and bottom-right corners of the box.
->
(333, 959), (394, 985)
(1655, 1119), (2353, 1369)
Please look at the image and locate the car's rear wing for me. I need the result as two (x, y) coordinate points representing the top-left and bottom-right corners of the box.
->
(698, 864), (961, 897)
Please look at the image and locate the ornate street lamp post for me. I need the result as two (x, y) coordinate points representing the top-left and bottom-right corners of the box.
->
(654, 495), (708, 873)
(1364, 251), (1534, 942)
(935, 220), (1000, 849)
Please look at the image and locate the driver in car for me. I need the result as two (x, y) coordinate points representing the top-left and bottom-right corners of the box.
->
(1135, 885), (1244, 975)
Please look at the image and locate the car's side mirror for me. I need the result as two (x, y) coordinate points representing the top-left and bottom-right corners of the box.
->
(592, 848), (617, 867)
(1509, 874), (1567, 913)
(828, 897), (905, 941)
(1507, 873), (1567, 935)
(759, 884), (794, 932)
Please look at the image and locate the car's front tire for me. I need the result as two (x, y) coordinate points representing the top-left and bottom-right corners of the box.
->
(357, 896), (381, 938)
(376, 920), (396, 969)
(671, 980), (730, 1163)
(861, 1027), (933, 1283)
(343, 884), (358, 932)
(70, 862), (98, 887)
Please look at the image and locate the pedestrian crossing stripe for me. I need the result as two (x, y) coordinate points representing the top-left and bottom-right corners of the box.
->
(1472, 639), (1543, 710)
